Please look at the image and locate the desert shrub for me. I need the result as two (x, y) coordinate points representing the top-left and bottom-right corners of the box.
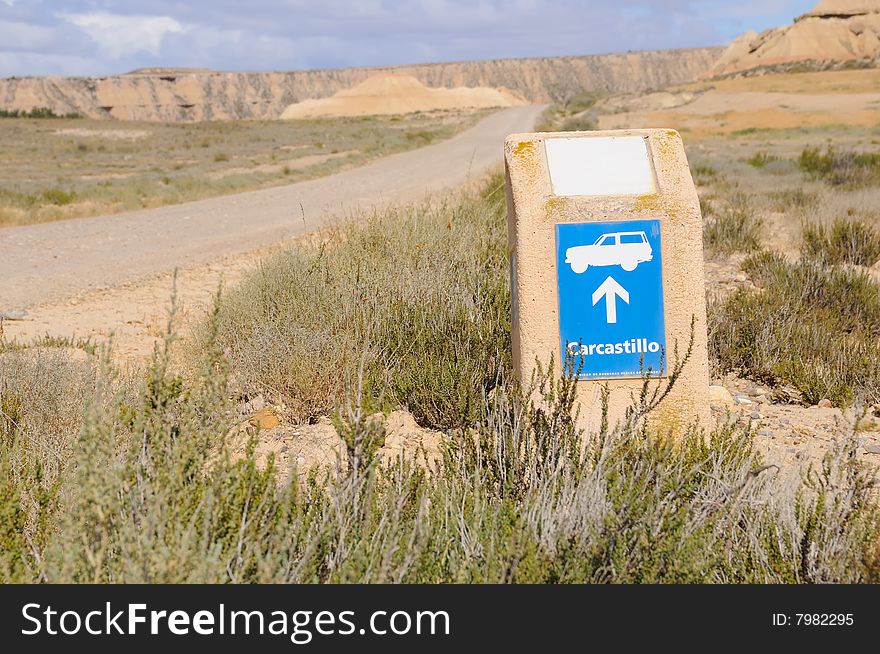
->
(0, 348), (98, 581)
(769, 187), (818, 213)
(404, 129), (443, 144)
(0, 187), (39, 210)
(533, 108), (557, 132)
(40, 188), (77, 206)
(802, 217), (880, 267)
(209, 175), (510, 429)
(745, 151), (777, 168)
(798, 146), (880, 187)
(44, 323), (272, 583)
(213, 152), (229, 162)
(691, 162), (718, 183)
(0, 349), (97, 484)
(699, 195), (714, 218)
(709, 251), (880, 406)
(535, 90), (602, 132)
(703, 191), (763, 255)
(564, 90), (603, 114)
(2, 331), (876, 583)
(557, 114), (598, 132)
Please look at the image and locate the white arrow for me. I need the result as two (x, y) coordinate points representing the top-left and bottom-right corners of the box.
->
(591, 276), (629, 324)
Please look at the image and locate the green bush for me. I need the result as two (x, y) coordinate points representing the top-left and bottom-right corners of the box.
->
(0, 107), (81, 119)
(798, 146), (880, 187)
(710, 251), (880, 406)
(745, 151), (777, 168)
(802, 218), (880, 267)
(40, 188), (77, 206)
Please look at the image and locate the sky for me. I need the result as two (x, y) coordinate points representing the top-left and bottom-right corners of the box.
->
(0, 0), (818, 77)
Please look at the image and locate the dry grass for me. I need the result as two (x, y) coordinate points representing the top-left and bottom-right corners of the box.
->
(710, 252), (880, 406)
(802, 217), (880, 267)
(702, 191), (763, 255)
(798, 145), (880, 188)
(695, 123), (880, 407)
(204, 175), (510, 428)
(0, 349), (97, 485)
(0, 109), (489, 227)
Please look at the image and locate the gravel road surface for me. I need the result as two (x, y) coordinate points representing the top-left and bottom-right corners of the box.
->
(1, 105), (544, 310)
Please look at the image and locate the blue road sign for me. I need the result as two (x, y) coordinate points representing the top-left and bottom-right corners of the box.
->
(555, 219), (667, 379)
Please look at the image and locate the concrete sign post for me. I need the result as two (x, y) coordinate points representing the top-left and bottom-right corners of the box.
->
(504, 129), (710, 433)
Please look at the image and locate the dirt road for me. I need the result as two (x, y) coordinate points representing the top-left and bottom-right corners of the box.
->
(0, 106), (543, 358)
(1, 105), (544, 311)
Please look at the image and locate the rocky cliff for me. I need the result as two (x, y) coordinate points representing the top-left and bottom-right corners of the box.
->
(0, 47), (722, 121)
(710, 0), (880, 76)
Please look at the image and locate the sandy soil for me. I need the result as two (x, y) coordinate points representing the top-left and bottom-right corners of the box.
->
(281, 74), (526, 119)
(1, 244), (285, 361)
(598, 69), (880, 137)
(53, 128), (151, 140)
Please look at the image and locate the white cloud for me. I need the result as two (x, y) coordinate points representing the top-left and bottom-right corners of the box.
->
(0, 20), (58, 49)
(61, 11), (186, 59)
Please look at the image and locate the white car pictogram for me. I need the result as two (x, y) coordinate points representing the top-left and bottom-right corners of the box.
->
(565, 231), (653, 273)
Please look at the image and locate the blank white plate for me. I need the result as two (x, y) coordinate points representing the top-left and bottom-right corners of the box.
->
(545, 136), (655, 197)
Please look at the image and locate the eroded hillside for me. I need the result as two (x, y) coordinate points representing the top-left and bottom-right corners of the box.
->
(0, 47), (722, 121)
(710, 0), (880, 76)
